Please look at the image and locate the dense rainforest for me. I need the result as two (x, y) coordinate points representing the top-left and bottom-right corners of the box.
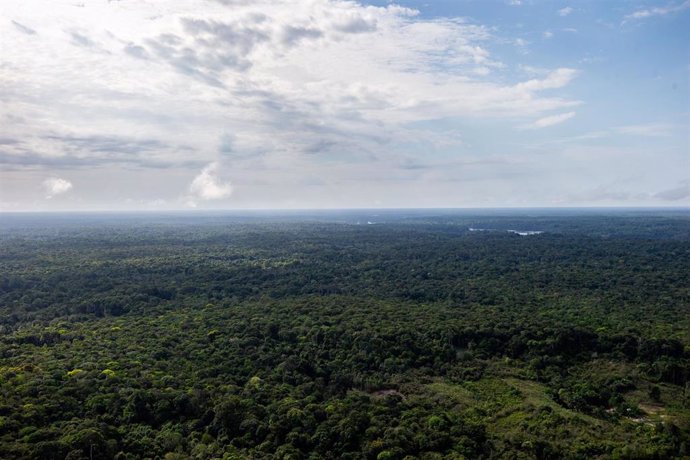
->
(0, 209), (689, 459)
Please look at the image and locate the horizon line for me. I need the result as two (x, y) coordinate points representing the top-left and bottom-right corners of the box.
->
(2, 205), (689, 215)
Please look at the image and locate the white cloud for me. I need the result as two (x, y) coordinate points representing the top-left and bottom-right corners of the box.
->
(624, 0), (690, 21)
(519, 64), (548, 76)
(508, 0), (522, 5)
(543, 31), (554, 39)
(558, 7), (574, 17)
(515, 68), (578, 91)
(42, 177), (73, 198)
(615, 123), (673, 137)
(0, 0), (587, 209)
(473, 66), (491, 76)
(530, 121), (676, 145)
(528, 111), (576, 128)
(189, 163), (232, 200)
(0, 0), (582, 176)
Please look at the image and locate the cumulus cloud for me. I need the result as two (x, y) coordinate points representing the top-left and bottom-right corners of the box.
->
(558, 7), (574, 17)
(0, 0), (595, 209)
(43, 177), (73, 198)
(189, 163), (232, 200)
(624, 0), (690, 21)
(0, 0), (583, 174)
(528, 111), (576, 129)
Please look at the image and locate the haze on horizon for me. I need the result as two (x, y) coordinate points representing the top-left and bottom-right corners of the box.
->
(0, 0), (688, 211)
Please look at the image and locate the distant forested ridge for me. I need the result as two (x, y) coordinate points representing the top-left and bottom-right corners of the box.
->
(0, 210), (688, 459)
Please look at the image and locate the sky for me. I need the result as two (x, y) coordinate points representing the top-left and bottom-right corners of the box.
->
(0, 0), (688, 211)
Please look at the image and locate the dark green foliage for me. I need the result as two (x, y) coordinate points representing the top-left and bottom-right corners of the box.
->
(0, 211), (689, 459)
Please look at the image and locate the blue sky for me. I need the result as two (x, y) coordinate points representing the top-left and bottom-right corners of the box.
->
(373, 0), (689, 188)
(0, 0), (688, 210)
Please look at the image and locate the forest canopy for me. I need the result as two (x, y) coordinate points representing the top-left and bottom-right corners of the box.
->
(0, 209), (689, 459)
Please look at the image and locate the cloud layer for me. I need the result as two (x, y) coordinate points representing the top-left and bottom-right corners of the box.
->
(0, 0), (686, 209)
